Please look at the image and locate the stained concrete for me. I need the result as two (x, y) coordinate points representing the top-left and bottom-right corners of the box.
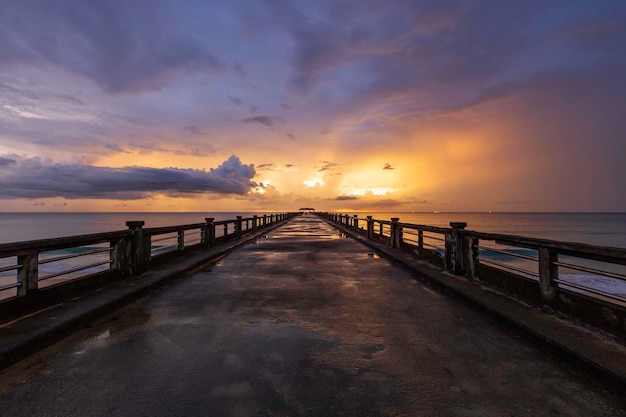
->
(0, 215), (624, 416)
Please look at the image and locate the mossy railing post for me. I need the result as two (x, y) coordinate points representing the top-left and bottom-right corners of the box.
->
(390, 218), (401, 249)
(126, 221), (148, 276)
(177, 230), (185, 251)
(236, 216), (243, 238)
(17, 251), (38, 297)
(203, 218), (215, 247)
(111, 233), (131, 277)
(464, 236), (479, 281)
(539, 248), (558, 302)
(366, 216), (374, 239)
(253, 215), (258, 232)
(446, 222), (467, 274)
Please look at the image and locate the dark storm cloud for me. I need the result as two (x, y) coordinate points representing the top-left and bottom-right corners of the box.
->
(264, 0), (626, 116)
(241, 116), (282, 127)
(0, 155), (257, 199)
(0, 0), (225, 93)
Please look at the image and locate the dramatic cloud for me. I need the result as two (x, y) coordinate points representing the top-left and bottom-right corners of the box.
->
(334, 195), (358, 201)
(0, 0), (224, 93)
(0, 1), (624, 212)
(0, 155), (256, 199)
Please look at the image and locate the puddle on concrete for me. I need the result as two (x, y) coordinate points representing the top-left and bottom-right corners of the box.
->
(334, 232), (352, 239)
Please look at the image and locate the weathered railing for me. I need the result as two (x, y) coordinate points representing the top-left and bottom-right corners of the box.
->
(319, 212), (626, 338)
(0, 213), (297, 313)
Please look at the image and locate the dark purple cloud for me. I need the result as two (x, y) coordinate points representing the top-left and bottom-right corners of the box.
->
(242, 115), (282, 127)
(0, 155), (256, 199)
(228, 96), (244, 106)
(0, 0), (224, 93)
(183, 125), (203, 135)
(0, 157), (17, 166)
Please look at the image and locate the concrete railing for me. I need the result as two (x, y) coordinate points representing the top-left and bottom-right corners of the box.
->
(0, 213), (298, 317)
(318, 212), (626, 339)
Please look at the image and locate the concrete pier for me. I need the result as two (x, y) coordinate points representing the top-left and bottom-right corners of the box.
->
(0, 215), (624, 416)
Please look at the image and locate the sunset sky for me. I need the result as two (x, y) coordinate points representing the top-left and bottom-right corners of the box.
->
(1, 0), (625, 212)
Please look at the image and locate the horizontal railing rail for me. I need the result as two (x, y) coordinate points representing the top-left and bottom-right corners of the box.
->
(317, 212), (626, 338)
(0, 213), (299, 311)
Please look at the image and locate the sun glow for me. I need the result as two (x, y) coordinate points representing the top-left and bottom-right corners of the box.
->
(342, 187), (395, 196)
(303, 178), (324, 187)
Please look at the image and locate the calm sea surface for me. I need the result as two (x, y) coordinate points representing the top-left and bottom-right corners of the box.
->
(0, 212), (625, 300)
(0, 211), (624, 248)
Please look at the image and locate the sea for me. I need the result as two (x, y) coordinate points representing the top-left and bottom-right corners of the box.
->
(1, 211), (625, 247)
(0, 212), (625, 300)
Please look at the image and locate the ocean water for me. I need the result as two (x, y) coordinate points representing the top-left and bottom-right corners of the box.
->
(0, 212), (625, 300)
(0, 212), (262, 244)
(350, 212), (626, 248)
(0, 212), (624, 247)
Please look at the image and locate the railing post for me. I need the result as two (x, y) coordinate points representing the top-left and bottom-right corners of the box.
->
(390, 218), (401, 248)
(263, 214), (267, 226)
(465, 237), (479, 280)
(253, 215), (258, 232)
(366, 216), (373, 239)
(177, 230), (185, 251)
(539, 248), (558, 301)
(126, 221), (148, 276)
(111, 234), (131, 277)
(236, 216), (243, 238)
(17, 251), (39, 297)
(446, 222), (467, 274)
(203, 218), (215, 247)
(353, 215), (359, 231)
(223, 223), (228, 238)
(418, 230), (424, 253)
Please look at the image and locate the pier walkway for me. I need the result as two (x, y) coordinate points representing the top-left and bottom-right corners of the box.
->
(1, 215), (625, 416)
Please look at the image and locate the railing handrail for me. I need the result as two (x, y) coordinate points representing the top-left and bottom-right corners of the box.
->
(0, 230), (132, 256)
(144, 223), (206, 235)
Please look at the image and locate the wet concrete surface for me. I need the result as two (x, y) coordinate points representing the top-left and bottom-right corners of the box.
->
(1, 215), (625, 416)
